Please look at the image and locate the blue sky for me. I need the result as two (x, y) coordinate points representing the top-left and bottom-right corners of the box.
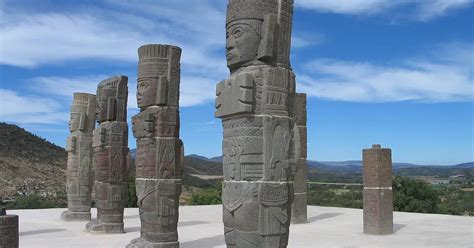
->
(0, 0), (472, 165)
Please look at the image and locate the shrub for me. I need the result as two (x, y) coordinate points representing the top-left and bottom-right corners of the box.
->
(190, 188), (222, 205)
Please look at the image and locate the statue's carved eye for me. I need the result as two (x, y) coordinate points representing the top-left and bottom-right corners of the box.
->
(233, 28), (243, 38)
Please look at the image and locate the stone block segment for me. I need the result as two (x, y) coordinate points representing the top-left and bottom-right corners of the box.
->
(363, 144), (393, 235)
(0, 209), (19, 248)
(86, 75), (130, 234)
(292, 93), (307, 224)
(216, 1), (302, 246)
(61, 92), (96, 222)
(127, 44), (183, 248)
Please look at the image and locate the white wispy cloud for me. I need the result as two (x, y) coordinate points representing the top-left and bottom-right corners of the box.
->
(31, 75), (139, 109)
(0, 12), (168, 67)
(180, 76), (218, 107)
(31, 74), (217, 109)
(0, 89), (68, 124)
(296, 0), (473, 20)
(0, 0), (227, 71)
(417, 0), (474, 20)
(298, 43), (474, 102)
(292, 33), (326, 48)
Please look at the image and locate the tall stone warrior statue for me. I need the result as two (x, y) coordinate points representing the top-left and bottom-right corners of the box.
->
(86, 75), (130, 234)
(61, 93), (96, 221)
(127, 44), (184, 248)
(215, 0), (299, 247)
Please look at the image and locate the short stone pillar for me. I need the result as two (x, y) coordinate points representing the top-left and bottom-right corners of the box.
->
(0, 208), (19, 248)
(127, 44), (184, 248)
(292, 93), (308, 224)
(363, 144), (393, 235)
(61, 93), (96, 222)
(86, 75), (130, 234)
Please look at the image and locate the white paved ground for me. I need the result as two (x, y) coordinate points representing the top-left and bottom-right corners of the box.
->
(9, 205), (474, 248)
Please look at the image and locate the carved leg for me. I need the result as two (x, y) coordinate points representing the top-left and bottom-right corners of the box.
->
(86, 182), (126, 234)
(258, 182), (292, 248)
(127, 179), (181, 248)
(223, 206), (236, 248)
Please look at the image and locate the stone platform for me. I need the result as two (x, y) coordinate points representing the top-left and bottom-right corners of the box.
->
(10, 205), (473, 248)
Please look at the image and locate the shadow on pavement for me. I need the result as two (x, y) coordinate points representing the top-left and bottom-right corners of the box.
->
(306, 212), (344, 223)
(20, 228), (67, 236)
(181, 234), (225, 248)
(124, 214), (139, 219)
(393, 223), (406, 233)
(125, 221), (210, 233)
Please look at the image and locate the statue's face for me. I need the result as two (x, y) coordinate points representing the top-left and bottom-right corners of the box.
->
(69, 112), (80, 132)
(226, 21), (261, 70)
(96, 88), (114, 122)
(137, 77), (158, 109)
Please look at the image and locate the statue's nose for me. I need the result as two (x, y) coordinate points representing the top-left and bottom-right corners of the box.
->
(226, 36), (236, 51)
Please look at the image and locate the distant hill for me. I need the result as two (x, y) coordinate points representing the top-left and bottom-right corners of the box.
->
(187, 154), (212, 162)
(128, 149), (222, 188)
(1, 123), (471, 198)
(454, 162), (474, 168)
(0, 123), (67, 197)
(209, 156), (224, 163)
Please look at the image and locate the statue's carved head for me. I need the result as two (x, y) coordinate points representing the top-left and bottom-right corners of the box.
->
(225, 0), (294, 71)
(137, 44), (181, 109)
(136, 77), (158, 108)
(226, 20), (262, 70)
(96, 75), (128, 122)
(69, 93), (96, 132)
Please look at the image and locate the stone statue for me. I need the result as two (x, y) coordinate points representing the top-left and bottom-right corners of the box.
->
(86, 75), (130, 234)
(291, 93), (307, 224)
(0, 208), (19, 248)
(127, 44), (183, 248)
(61, 93), (96, 222)
(215, 1), (298, 247)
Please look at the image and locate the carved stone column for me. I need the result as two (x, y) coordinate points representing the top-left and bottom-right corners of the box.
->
(291, 93), (307, 224)
(86, 75), (130, 234)
(61, 93), (96, 222)
(0, 208), (18, 248)
(363, 144), (393, 235)
(127, 44), (183, 248)
(216, 1), (298, 247)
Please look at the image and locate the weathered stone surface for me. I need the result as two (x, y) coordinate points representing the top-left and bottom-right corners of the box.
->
(363, 188), (393, 235)
(293, 93), (307, 126)
(216, 1), (298, 246)
(292, 159), (307, 195)
(291, 193), (307, 224)
(95, 76), (128, 123)
(137, 44), (181, 108)
(363, 145), (392, 188)
(363, 145), (393, 235)
(128, 44), (183, 248)
(225, 0), (293, 68)
(0, 212), (19, 248)
(222, 181), (293, 248)
(62, 93), (96, 222)
(86, 76), (130, 234)
(292, 93), (307, 224)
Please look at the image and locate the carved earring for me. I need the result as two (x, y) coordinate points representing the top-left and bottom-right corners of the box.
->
(107, 98), (116, 121)
(79, 113), (86, 131)
(156, 76), (169, 105)
(258, 14), (278, 61)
